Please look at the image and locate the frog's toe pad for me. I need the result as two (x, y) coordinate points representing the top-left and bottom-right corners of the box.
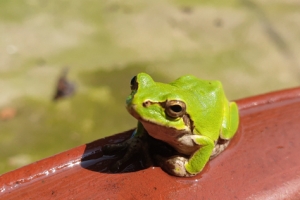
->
(158, 156), (193, 177)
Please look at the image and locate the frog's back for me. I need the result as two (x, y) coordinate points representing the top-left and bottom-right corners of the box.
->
(170, 75), (223, 96)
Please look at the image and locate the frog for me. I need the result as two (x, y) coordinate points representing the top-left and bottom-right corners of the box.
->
(103, 73), (239, 177)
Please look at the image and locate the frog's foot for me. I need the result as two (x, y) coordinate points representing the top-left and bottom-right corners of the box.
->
(155, 155), (195, 177)
(103, 136), (152, 172)
(210, 139), (230, 159)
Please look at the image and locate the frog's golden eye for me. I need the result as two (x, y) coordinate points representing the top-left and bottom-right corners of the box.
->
(165, 100), (186, 118)
(130, 75), (138, 90)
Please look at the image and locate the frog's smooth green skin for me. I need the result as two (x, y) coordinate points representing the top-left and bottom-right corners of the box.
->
(105, 73), (239, 177)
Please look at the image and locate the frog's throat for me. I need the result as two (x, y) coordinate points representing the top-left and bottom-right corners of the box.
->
(139, 119), (197, 155)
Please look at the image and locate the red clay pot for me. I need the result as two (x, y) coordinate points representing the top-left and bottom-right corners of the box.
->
(1, 87), (300, 199)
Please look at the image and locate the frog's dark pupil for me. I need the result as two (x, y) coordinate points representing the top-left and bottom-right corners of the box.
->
(170, 105), (182, 113)
(130, 76), (137, 87)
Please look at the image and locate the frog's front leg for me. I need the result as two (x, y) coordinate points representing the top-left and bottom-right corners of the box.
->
(157, 135), (215, 177)
(102, 122), (152, 172)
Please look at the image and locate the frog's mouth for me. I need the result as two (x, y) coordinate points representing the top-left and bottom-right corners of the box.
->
(126, 104), (144, 122)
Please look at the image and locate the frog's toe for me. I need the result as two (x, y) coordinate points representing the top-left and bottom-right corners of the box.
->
(109, 149), (137, 172)
(102, 142), (127, 154)
(110, 160), (123, 172)
(104, 137), (151, 172)
(156, 155), (194, 177)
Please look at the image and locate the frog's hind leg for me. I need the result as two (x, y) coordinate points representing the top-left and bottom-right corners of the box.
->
(220, 101), (239, 140)
(210, 138), (230, 159)
(210, 101), (239, 159)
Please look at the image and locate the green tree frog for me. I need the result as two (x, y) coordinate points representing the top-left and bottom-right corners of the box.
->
(104, 73), (239, 177)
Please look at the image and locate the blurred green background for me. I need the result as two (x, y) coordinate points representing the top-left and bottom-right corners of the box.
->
(0, 0), (299, 174)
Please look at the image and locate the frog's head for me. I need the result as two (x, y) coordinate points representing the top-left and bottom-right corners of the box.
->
(126, 73), (192, 138)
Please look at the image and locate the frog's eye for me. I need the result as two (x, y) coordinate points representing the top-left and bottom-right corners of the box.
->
(165, 100), (186, 118)
(130, 75), (138, 90)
